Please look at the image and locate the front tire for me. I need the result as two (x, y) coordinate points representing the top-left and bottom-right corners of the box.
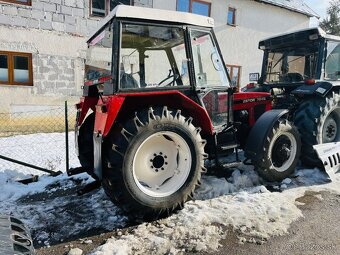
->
(294, 92), (340, 167)
(255, 119), (301, 182)
(102, 107), (206, 218)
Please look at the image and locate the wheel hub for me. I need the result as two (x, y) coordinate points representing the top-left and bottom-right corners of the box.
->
(272, 136), (292, 168)
(324, 118), (337, 141)
(133, 131), (192, 198)
(150, 153), (168, 172)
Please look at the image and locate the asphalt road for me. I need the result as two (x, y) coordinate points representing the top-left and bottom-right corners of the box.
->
(205, 191), (340, 255)
(37, 191), (340, 255)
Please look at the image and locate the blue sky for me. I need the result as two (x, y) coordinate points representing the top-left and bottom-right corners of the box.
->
(304, 0), (331, 26)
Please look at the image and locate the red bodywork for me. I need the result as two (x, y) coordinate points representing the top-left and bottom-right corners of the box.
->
(76, 90), (271, 138)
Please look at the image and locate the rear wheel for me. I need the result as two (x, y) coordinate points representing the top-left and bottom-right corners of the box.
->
(255, 119), (301, 182)
(102, 106), (206, 218)
(294, 92), (340, 167)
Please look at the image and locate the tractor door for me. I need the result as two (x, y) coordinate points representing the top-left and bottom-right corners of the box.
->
(189, 29), (231, 128)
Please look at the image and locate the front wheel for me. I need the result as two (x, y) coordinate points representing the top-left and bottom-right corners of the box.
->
(102, 106), (206, 218)
(255, 120), (301, 182)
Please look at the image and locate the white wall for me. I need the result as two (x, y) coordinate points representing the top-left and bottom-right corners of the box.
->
(153, 0), (310, 88)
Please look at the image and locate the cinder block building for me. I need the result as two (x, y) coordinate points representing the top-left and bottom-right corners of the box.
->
(0, 0), (318, 112)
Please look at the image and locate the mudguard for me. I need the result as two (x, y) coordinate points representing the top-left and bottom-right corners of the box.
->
(291, 81), (334, 97)
(244, 109), (289, 163)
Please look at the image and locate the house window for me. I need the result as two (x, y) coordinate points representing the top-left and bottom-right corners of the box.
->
(0, 51), (33, 86)
(0, 0), (31, 6)
(90, 0), (131, 17)
(227, 7), (236, 26)
(177, 0), (211, 17)
(226, 65), (241, 89)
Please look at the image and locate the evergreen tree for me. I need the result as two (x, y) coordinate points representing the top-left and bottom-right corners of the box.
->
(320, 0), (340, 35)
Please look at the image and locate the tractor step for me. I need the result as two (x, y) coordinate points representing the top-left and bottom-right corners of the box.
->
(219, 143), (239, 151)
(68, 167), (88, 176)
(222, 161), (242, 169)
(77, 181), (101, 196)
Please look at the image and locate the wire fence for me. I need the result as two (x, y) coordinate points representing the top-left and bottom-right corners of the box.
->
(0, 102), (81, 176)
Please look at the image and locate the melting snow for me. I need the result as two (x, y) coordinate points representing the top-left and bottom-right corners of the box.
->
(0, 132), (339, 254)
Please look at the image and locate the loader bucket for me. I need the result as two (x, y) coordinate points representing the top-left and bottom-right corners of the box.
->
(0, 215), (35, 255)
(313, 142), (340, 177)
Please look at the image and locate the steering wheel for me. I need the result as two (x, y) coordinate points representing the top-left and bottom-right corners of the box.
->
(158, 74), (178, 87)
(158, 70), (179, 87)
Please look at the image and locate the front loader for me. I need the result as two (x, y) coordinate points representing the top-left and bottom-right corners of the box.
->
(73, 5), (301, 218)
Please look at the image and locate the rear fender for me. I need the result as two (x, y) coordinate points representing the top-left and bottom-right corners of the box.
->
(291, 81), (335, 97)
(94, 91), (214, 137)
(244, 109), (289, 163)
(76, 96), (98, 126)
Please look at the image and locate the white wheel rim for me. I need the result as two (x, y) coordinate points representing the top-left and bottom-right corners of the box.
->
(132, 131), (192, 197)
(269, 132), (297, 173)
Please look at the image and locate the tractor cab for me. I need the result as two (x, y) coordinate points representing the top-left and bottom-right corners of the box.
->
(84, 5), (233, 129)
(249, 28), (340, 104)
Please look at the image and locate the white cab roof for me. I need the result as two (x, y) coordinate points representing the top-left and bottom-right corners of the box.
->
(89, 5), (214, 40)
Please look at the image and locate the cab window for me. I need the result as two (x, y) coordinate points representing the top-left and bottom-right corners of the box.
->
(119, 23), (189, 89)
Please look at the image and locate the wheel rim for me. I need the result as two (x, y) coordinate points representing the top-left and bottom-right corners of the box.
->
(269, 132), (297, 172)
(322, 108), (340, 143)
(132, 131), (192, 198)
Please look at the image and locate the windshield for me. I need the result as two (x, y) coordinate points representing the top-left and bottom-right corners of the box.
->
(264, 43), (319, 84)
(325, 40), (340, 80)
(85, 23), (113, 83)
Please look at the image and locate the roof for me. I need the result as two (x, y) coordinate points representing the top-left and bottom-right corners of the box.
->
(89, 5), (214, 40)
(255, 0), (320, 18)
(259, 27), (340, 50)
(261, 27), (340, 42)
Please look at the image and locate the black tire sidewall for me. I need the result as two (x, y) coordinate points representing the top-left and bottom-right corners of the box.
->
(260, 122), (301, 181)
(122, 120), (200, 209)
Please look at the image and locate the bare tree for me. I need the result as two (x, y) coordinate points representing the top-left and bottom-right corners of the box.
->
(320, 0), (340, 35)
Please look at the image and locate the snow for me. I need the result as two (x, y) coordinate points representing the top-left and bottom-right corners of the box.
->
(0, 132), (340, 254)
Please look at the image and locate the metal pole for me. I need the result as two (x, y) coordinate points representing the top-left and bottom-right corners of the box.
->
(0, 155), (61, 176)
(65, 101), (70, 174)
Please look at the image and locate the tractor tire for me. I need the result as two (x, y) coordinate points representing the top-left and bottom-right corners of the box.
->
(102, 106), (206, 219)
(78, 113), (95, 178)
(294, 92), (340, 167)
(255, 119), (301, 182)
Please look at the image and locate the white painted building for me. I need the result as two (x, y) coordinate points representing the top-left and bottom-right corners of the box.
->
(0, 0), (318, 112)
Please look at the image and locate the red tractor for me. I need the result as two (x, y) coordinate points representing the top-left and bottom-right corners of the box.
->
(74, 5), (301, 218)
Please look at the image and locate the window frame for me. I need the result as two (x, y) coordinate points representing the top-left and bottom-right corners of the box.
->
(0, 0), (31, 6)
(116, 20), (193, 92)
(90, 0), (132, 18)
(226, 64), (241, 89)
(0, 51), (33, 86)
(227, 7), (236, 26)
(176, 0), (211, 17)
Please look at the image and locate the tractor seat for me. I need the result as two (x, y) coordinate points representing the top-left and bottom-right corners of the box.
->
(120, 72), (139, 89)
(280, 73), (304, 83)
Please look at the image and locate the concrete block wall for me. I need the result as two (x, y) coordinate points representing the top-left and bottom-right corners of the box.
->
(134, 0), (153, 8)
(0, 0), (101, 37)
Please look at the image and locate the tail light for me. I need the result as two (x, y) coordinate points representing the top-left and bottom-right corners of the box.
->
(305, 79), (316, 85)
